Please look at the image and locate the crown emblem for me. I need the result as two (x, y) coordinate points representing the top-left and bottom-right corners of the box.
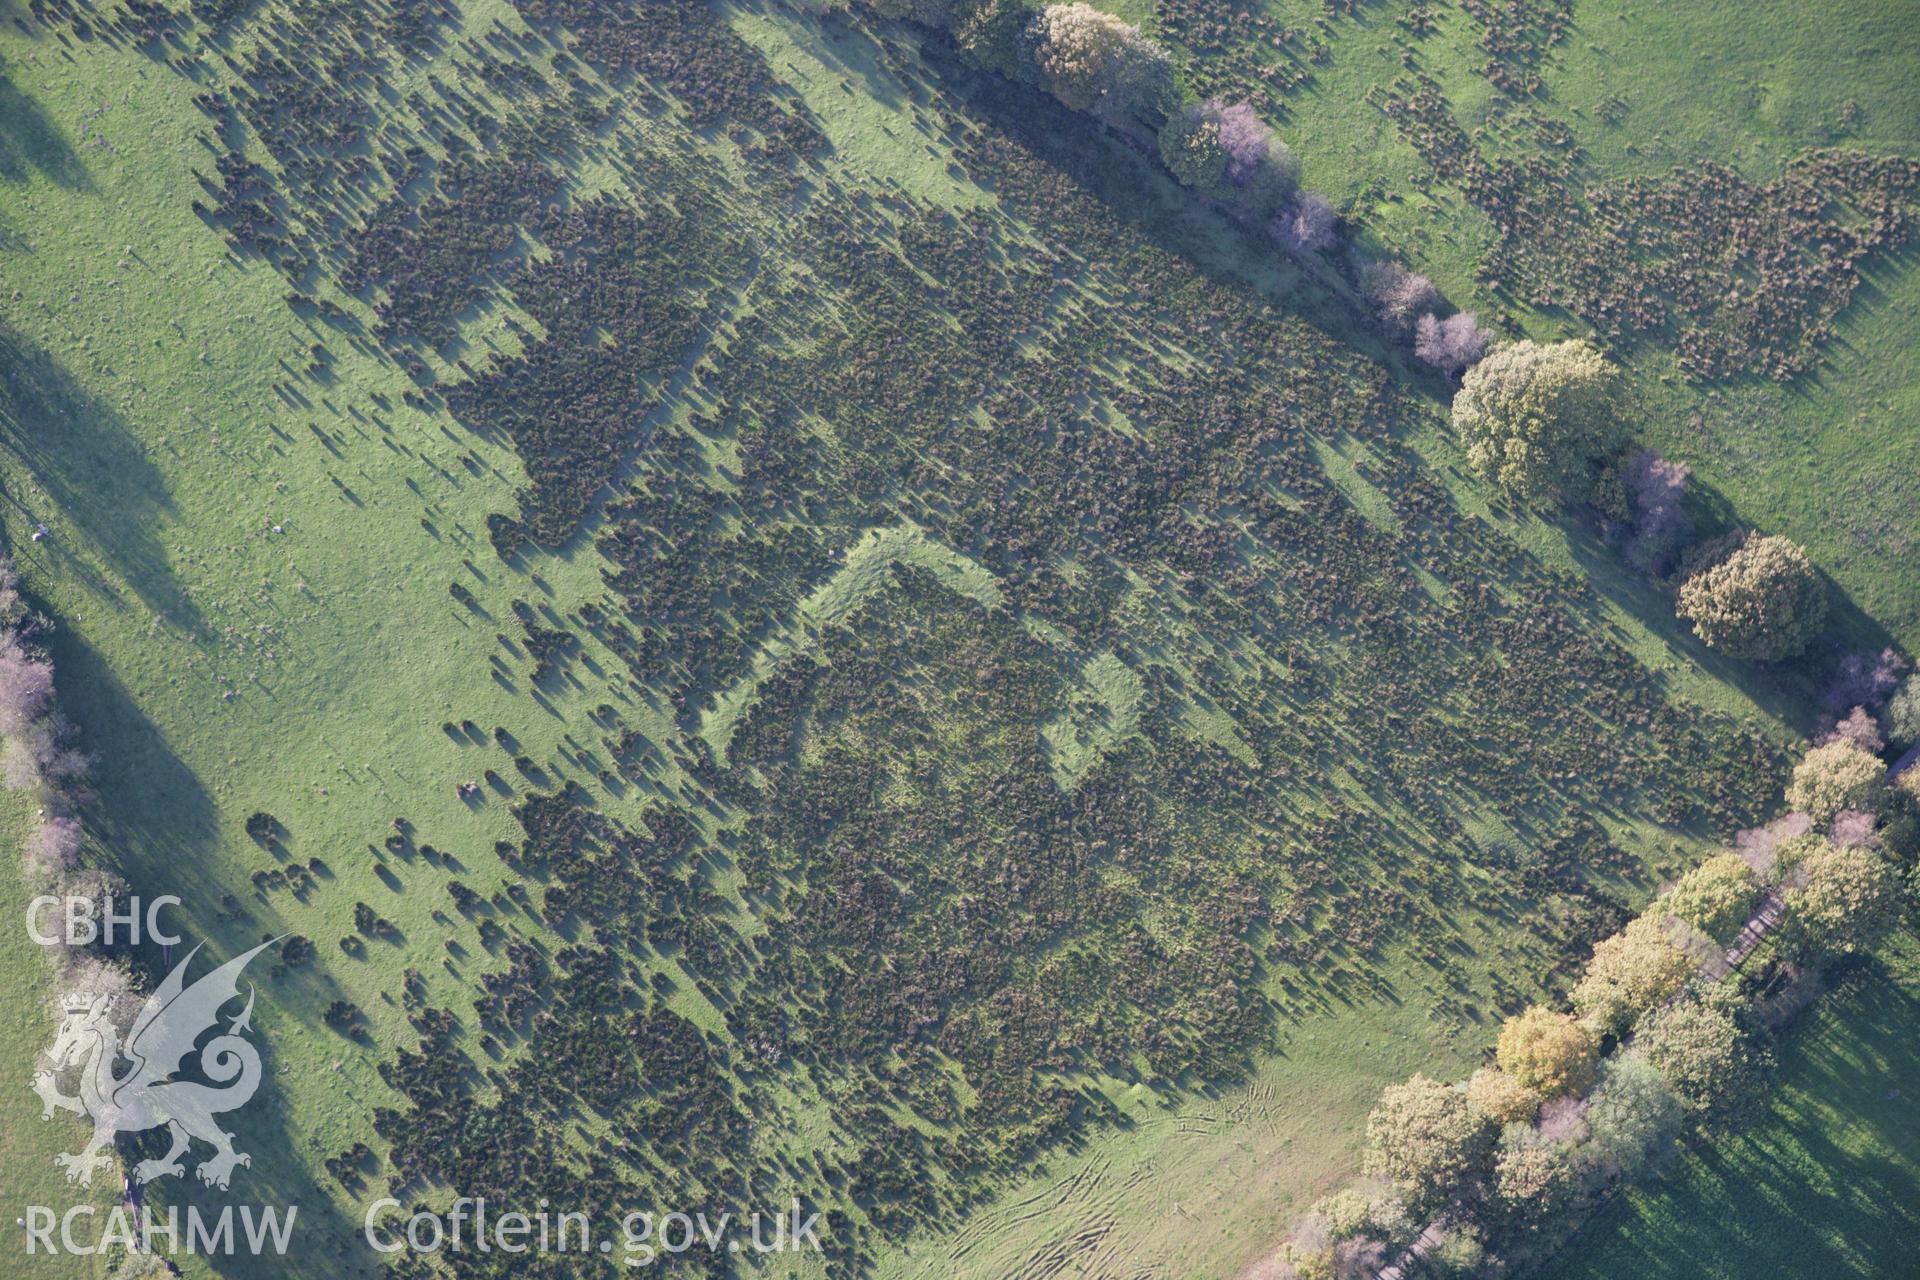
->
(59, 991), (99, 1014)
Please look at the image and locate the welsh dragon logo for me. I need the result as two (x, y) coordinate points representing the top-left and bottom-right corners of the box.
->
(32, 939), (275, 1191)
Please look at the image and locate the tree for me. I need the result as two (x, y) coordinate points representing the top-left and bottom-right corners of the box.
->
(1156, 106), (1226, 189)
(1414, 312), (1490, 377)
(1778, 844), (1898, 959)
(1675, 532), (1827, 660)
(1659, 853), (1761, 945)
(1274, 192), (1338, 252)
(1613, 445), (1693, 574)
(25, 815), (82, 877)
(1451, 339), (1621, 503)
(1182, 98), (1298, 216)
(1830, 808), (1879, 848)
(1424, 1227), (1490, 1278)
(1496, 1006), (1598, 1098)
(1785, 741), (1888, 825)
(1581, 1054), (1681, 1181)
(1820, 705), (1886, 754)
(1887, 674), (1920, 747)
(1466, 1066), (1538, 1125)
(0, 635), (55, 737)
(1637, 997), (1773, 1119)
(1359, 259), (1439, 329)
(1025, 4), (1173, 121)
(1822, 647), (1908, 721)
(1571, 915), (1693, 1036)
(1492, 1129), (1577, 1220)
(1209, 99), (1273, 185)
(952, 0), (1037, 78)
(1363, 1074), (1493, 1209)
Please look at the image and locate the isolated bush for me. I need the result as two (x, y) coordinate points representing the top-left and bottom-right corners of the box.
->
(1658, 853), (1761, 944)
(1570, 915), (1693, 1036)
(1496, 1006), (1597, 1098)
(1363, 1074), (1493, 1209)
(1675, 532), (1827, 660)
(1451, 339), (1621, 503)
(1638, 997), (1772, 1119)
(1026, 4), (1173, 120)
(1359, 259), (1440, 329)
(1157, 106), (1226, 189)
(1777, 844), (1898, 959)
(1581, 1054), (1682, 1181)
(1466, 1066), (1538, 1125)
(1413, 311), (1490, 377)
(1785, 741), (1888, 825)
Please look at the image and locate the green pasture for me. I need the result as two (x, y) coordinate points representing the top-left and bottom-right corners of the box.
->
(0, 1), (1906, 1277)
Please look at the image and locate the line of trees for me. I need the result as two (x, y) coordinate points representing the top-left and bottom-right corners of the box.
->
(1261, 733), (1918, 1278)
(1437, 335), (1859, 669)
(0, 559), (138, 1021)
(846, 2), (1495, 382)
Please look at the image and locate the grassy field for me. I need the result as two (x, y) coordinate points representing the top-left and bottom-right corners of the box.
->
(0, 0), (1904, 1277)
(1541, 933), (1920, 1280)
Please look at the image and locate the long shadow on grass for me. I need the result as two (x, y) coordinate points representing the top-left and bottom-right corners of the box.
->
(39, 619), (373, 1276)
(0, 61), (92, 190)
(1546, 955), (1920, 1279)
(0, 322), (206, 635)
(1558, 477), (1900, 741)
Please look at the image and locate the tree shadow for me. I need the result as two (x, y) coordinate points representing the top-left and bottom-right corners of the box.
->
(1559, 474), (1901, 741)
(40, 609), (375, 1274)
(0, 321), (206, 635)
(0, 61), (92, 190)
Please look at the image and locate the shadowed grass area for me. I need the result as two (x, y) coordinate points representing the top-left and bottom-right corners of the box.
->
(1542, 933), (1920, 1280)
